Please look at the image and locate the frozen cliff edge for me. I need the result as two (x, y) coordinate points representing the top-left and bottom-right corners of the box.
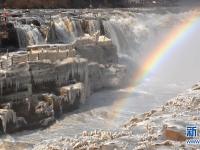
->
(33, 83), (200, 150)
(0, 36), (127, 133)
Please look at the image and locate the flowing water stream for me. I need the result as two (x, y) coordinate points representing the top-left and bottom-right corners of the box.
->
(1, 7), (200, 147)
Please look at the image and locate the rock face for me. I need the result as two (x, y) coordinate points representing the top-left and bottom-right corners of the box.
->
(76, 38), (118, 65)
(0, 33), (127, 133)
(88, 63), (126, 92)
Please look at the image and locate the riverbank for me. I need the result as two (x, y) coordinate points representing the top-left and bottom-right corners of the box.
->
(31, 83), (200, 150)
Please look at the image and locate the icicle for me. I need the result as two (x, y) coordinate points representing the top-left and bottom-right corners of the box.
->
(0, 109), (16, 133)
(0, 80), (3, 96)
(69, 87), (72, 104)
(26, 98), (31, 113)
(15, 80), (19, 92)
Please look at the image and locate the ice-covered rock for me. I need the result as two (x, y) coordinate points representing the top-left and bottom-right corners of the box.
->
(0, 27), (127, 133)
(39, 116), (55, 128)
(88, 63), (127, 92)
(59, 82), (86, 105)
(76, 38), (118, 64)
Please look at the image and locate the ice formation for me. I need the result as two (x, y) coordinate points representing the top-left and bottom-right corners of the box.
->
(0, 109), (16, 133)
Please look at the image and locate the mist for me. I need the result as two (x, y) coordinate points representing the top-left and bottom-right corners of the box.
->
(104, 8), (200, 88)
(153, 19), (200, 86)
(177, 0), (200, 7)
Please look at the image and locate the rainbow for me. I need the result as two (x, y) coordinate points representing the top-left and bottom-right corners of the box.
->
(108, 10), (200, 123)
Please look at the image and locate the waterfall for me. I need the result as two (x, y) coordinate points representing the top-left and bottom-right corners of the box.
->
(26, 26), (45, 45)
(47, 16), (75, 44)
(16, 25), (45, 48)
(71, 18), (84, 37)
(46, 15), (102, 44)
(16, 27), (29, 48)
(3, 14), (104, 48)
(103, 9), (200, 85)
(103, 11), (187, 61)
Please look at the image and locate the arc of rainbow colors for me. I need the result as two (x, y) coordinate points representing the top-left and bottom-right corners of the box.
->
(108, 11), (200, 122)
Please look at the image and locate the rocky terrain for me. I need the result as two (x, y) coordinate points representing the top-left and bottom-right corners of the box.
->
(0, 35), (127, 134)
(0, 9), (129, 134)
(31, 83), (200, 150)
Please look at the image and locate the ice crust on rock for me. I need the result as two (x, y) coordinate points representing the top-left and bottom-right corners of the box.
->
(0, 33), (127, 133)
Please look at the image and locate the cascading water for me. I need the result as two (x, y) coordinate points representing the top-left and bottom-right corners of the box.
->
(16, 27), (29, 48)
(6, 15), (103, 49)
(71, 18), (84, 37)
(4, 16), (85, 48)
(26, 26), (45, 45)
(16, 25), (45, 48)
(46, 16), (100, 44)
(103, 11), (183, 60)
(47, 16), (75, 43)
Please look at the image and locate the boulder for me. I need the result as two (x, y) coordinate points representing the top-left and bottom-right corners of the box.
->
(163, 128), (187, 141)
(40, 116), (55, 128)
(41, 94), (62, 118)
(35, 101), (54, 120)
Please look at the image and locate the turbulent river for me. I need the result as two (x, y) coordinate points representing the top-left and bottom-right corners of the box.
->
(1, 7), (200, 148)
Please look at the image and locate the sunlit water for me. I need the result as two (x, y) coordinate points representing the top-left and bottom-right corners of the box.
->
(1, 7), (200, 147)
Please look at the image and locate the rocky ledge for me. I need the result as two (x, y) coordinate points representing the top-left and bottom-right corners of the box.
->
(32, 83), (200, 150)
(0, 35), (127, 134)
